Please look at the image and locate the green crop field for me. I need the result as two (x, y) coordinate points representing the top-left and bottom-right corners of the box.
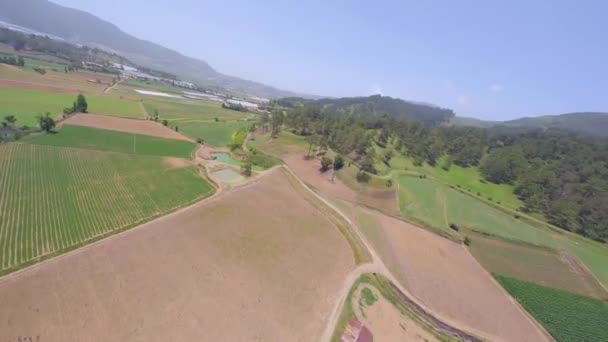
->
(25, 125), (197, 158)
(175, 121), (248, 147)
(0, 87), (144, 126)
(398, 175), (608, 288)
(124, 79), (186, 94)
(0, 143), (214, 274)
(496, 275), (608, 342)
(469, 234), (607, 299)
(144, 98), (248, 121)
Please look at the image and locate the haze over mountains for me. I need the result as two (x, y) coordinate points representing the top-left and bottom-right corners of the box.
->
(1, 0), (606, 136)
(0, 0), (311, 99)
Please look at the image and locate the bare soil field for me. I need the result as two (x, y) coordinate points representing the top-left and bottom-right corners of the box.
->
(0, 65), (111, 94)
(0, 78), (81, 93)
(0, 168), (354, 342)
(63, 113), (191, 141)
(354, 207), (550, 342)
(284, 154), (399, 214)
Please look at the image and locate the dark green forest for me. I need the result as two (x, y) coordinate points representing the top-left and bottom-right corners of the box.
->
(275, 97), (608, 242)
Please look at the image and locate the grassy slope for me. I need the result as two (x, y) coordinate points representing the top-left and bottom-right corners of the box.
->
(0, 143), (214, 274)
(24, 125), (197, 159)
(373, 143), (522, 209)
(496, 275), (608, 342)
(0, 87), (143, 126)
(398, 175), (608, 287)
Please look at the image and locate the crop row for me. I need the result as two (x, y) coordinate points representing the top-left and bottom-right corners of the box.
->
(496, 275), (608, 342)
(0, 143), (213, 272)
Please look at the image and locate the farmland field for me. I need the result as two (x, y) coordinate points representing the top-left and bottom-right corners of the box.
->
(469, 233), (607, 299)
(143, 97), (248, 121)
(176, 120), (248, 146)
(0, 87), (144, 126)
(0, 143), (213, 274)
(398, 175), (608, 287)
(496, 275), (608, 342)
(0, 168), (353, 341)
(25, 125), (197, 158)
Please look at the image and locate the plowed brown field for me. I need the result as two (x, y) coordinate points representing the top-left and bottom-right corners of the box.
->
(0, 168), (354, 341)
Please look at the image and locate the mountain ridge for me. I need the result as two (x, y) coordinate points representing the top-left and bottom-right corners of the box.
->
(0, 0), (316, 99)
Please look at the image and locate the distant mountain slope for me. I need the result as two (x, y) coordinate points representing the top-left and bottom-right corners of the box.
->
(0, 0), (308, 98)
(277, 95), (455, 126)
(502, 112), (608, 137)
(451, 112), (608, 137)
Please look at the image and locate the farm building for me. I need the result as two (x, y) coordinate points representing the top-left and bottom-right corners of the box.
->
(341, 319), (373, 342)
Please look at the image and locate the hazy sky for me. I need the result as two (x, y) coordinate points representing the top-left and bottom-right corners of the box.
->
(52, 0), (607, 120)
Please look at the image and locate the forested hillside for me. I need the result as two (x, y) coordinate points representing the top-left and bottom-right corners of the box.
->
(275, 95), (455, 126)
(272, 103), (608, 241)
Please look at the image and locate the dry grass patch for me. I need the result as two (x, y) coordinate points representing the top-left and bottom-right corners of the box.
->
(0, 168), (354, 341)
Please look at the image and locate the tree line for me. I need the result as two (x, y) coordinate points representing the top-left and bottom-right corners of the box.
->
(275, 101), (608, 242)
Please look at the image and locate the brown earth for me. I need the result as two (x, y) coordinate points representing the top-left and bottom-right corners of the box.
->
(352, 284), (439, 342)
(63, 113), (192, 141)
(360, 209), (550, 342)
(284, 154), (399, 214)
(0, 168), (354, 341)
(0, 65), (112, 94)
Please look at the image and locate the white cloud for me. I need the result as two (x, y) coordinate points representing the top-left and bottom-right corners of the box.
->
(369, 83), (384, 96)
(456, 95), (470, 106)
(490, 83), (504, 92)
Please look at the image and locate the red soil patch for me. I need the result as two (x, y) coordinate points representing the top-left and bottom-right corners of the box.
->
(63, 113), (192, 141)
(284, 154), (399, 214)
(0, 169), (354, 341)
(363, 209), (550, 341)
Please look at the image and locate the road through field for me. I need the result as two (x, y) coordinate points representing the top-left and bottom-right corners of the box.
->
(284, 164), (553, 342)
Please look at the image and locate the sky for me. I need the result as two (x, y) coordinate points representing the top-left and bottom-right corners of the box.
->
(52, 0), (608, 120)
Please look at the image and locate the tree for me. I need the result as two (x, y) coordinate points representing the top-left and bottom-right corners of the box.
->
(360, 154), (376, 174)
(241, 161), (253, 177)
(333, 155), (345, 171)
(320, 156), (333, 172)
(17, 56), (24, 67)
(305, 134), (318, 158)
(383, 149), (394, 165)
(481, 146), (527, 184)
(38, 113), (56, 132)
(4, 115), (16, 127)
(153, 109), (160, 122)
(271, 110), (284, 138)
(74, 94), (88, 113)
(162, 119), (169, 126)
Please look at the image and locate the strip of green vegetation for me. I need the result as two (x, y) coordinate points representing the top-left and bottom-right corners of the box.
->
(0, 87), (144, 126)
(496, 275), (608, 342)
(0, 143), (214, 275)
(175, 121), (248, 147)
(144, 98), (247, 121)
(25, 125), (196, 158)
(229, 127), (248, 150)
(124, 79), (186, 94)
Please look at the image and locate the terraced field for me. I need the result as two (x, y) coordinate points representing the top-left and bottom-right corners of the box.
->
(0, 143), (213, 274)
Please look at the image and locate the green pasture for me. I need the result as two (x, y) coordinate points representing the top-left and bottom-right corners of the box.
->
(373, 143), (522, 209)
(0, 87), (144, 126)
(496, 275), (608, 342)
(175, 120), (248, 147)
(124, 79), (186, 94)
(144, 97), (248, 121)
(25, 125), (196, 159)
(0, 143), (214, 274)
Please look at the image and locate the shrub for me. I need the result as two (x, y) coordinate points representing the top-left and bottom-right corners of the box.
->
(356, 171), (370, 183)
(463, 236), (471, 246)
(386, 179), (393, 187)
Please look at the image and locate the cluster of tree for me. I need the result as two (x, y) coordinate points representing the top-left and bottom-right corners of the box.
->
(278, 102), (608, 241)
(63, 94), (88, 115)
(221, 102), (248, 112)
(274, 94), (455, 126)
(0, 54), (25, 67)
